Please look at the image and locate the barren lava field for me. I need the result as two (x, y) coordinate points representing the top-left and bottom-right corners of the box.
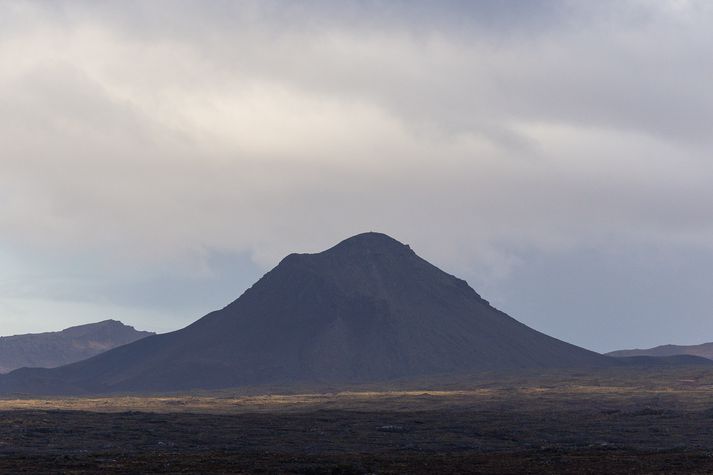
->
(2, 367), (713, 474)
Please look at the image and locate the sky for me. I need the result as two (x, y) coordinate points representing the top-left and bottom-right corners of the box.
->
(1, 0), (712, 353)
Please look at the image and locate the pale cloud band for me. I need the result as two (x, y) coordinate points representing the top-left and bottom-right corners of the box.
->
(0, 1), (712, 349)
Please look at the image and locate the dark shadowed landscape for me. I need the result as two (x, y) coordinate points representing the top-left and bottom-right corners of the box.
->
(2, 2), (712, 473)
(1, 234), (713, 473)
(4, 367), (713, 473)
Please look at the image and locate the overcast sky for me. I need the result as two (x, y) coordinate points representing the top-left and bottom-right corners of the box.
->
(1, 0), (712, 352)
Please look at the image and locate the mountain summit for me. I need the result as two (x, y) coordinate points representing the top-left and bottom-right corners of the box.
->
(0, 233), (610, 394)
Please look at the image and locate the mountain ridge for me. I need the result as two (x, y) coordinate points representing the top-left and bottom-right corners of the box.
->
(0, 320), (154, 374)
(608, 342), (713, 360)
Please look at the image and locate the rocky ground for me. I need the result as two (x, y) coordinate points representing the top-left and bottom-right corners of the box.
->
(2, 366), (713, 473)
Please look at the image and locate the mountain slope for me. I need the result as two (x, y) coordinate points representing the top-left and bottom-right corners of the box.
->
(0, 232), (613, 394)
(0, 320), (154, 374)
(608, 342), (713, 360)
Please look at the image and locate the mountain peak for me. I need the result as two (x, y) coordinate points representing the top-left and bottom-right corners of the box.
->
(335, 232), (406, 248)
(275, 232), (414, 271)
(324, 232), (414, 256)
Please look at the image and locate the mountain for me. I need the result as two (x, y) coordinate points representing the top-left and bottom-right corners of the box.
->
(0, 232), (613, 395)
(608, 342), (713, 361)
(0, 320), (154, 374)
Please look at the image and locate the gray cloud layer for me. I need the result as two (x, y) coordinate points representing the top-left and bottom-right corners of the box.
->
(1, 1), (712, 350)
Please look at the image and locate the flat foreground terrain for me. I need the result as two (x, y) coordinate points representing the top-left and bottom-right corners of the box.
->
(3, 367), (713, 473)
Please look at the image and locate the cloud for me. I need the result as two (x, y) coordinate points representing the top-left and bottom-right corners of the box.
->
(1, 1), (712, 347)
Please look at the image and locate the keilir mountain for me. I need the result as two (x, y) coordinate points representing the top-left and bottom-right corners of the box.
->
(0, 320), (153, 374)
(0, 232), (613, 395)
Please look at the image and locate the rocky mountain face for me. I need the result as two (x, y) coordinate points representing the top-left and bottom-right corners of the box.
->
(0, 232), (613, 395)
(608, 342), (713, 360)
(0, 320), (154, 373)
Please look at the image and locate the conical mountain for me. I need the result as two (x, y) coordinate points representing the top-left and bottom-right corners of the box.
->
(0, 232), (611, 394)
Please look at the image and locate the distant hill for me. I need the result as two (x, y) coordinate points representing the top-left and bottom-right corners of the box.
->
(614, 354), (713, 367)
(607, 342), (713, 361)
(0, 232), (614, 395)
(0, 320), (154, 373)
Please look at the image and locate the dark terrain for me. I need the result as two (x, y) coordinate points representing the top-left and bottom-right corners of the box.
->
(0, 320), (153, 374)
(2, 367), (713, 474)
(0, 232), (611, 395)
(2, 232), (705, 473)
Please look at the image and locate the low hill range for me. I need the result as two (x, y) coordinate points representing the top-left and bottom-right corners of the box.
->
(0, 232), (710, 396)
(0, 320), (154, 374)
(608, 342), (713, 361)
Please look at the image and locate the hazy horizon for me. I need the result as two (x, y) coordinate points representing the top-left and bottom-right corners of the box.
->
(2, 1), (713, 353)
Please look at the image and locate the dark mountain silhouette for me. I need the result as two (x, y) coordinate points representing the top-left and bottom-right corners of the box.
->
(0, 232), (613, 395)
(0, 320), (153, 374)
(608, 342), (713, 361)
